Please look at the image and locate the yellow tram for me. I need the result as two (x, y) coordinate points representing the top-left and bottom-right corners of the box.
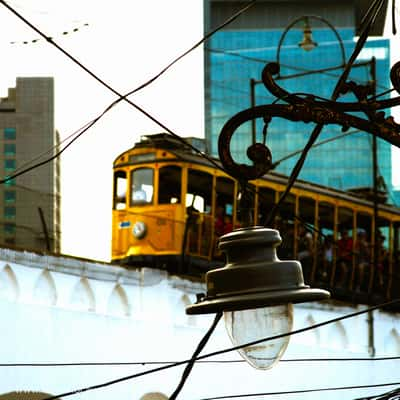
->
(112, 133), (400, 304)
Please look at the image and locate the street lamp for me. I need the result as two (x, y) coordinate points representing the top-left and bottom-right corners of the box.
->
(298, 16), (317, 52)
(276, 15), (346, 74)
(186, 227), (330, 370)
(251, 15), (346, 145)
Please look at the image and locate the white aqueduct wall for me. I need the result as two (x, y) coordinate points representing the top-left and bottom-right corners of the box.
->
(0, 247), (399, 400)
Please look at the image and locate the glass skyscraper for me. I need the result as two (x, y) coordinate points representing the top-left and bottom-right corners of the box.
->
(204, 1), (393, 199)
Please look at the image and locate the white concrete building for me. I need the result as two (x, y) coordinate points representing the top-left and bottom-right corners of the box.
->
(0, 247), (399, 400)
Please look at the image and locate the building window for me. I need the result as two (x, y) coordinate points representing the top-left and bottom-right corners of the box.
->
(4, 176), (15, 186)
(4, 128), (16, 140)
(4, 159), (16, 172)
(4, 206), (16, 220)
(4, 143), (16, 156)
(4, 191), (15, 203)
(4, 223), (15, 234)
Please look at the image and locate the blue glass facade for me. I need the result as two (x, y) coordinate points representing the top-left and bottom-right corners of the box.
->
(205, 25), (392, 194)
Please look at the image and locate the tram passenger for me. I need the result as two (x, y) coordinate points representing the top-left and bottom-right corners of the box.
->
(278, 221), (295, 259)
(297, 225), (314, 281)
(376, 233), (388, 290)
(355, 230), (370, 292)
(337, 229), (353, 287)
(223, 214), (233, 234)
(321, 234), (333, 281)
(186, 205), (200, 253)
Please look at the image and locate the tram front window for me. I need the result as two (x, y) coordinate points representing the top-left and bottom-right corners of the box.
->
(131, 168), (154, 206)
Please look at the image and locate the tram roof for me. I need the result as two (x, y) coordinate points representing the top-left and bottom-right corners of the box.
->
(118, 133), (400, 216)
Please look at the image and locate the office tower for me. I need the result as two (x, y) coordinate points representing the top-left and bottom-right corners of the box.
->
(0, 77), (60, 252)
(204, 1), (392, 197)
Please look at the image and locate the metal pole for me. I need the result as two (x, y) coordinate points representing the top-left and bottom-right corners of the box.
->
(250, 78), (256, 145)
(369, 56), (377, 356)
(371, 56), (378, 293)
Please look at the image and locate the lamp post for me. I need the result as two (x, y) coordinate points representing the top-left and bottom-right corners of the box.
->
(276, 15), (346, 73)
(186, 227), (329, 370)
(251, 15), (347, 144)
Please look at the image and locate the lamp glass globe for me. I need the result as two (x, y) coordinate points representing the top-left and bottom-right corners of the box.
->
(224, 303), (293, 370)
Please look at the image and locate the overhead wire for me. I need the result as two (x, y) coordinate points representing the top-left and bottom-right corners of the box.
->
(2, 0), (392, 186)
(0, 0), (258, 184)
(39, 298), (400, 400)
(264, 0), (388, 227)
(1, 1), (398, 398)
(196, 382), (400, 400)
(8, 22), (89, 45)
(207, 48), (391, 92)
(169, 312), (222, 400)
(2, 355), (400, 367)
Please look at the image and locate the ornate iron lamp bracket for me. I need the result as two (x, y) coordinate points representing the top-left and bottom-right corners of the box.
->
(218, 61), (400, 182)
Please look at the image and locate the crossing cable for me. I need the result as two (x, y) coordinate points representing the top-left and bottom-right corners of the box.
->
(196, 382), (400, 400)
(1, 355), (400, 367)
(264, 0), (387, 226)
(39, 298), (400, 400)
(0, 0), (257, 183)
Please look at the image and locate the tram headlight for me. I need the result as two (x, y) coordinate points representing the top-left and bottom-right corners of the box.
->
(133, 221), (147, 239)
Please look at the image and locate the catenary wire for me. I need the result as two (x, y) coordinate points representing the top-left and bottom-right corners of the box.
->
(40, 298), (400, 400)
(8, 22), (89, 45)
(264, 0), (387, 226)
(196, 382), (400, 400)
(2, 0), (391, 185)
(169, 312), (222, 400)
(2, 355), (400, 367)
(207, 48), (391, 92)
(2, 1), (395, 397)
(0, 0), (257, 183)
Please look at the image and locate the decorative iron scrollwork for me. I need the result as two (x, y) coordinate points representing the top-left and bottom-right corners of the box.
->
(218, 61), (400, 182)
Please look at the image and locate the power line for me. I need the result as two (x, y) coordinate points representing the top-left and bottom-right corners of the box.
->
(197, 382), (400, 400)
(2, 355), (400, 367)
(208, 48), (390, 92)
(8, 22), (89, 45)
(0, 0), (258, 184)
(264, 0), (386, 226)
(170, 312), (222, 400)
(39, 299), (400, 400)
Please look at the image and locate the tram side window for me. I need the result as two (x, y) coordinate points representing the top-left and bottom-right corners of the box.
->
(130, 168), (154, 206)
(257, 187), (275, 225)
(216, 177), (235, 235)
(159, 166), (181, 204)
(235, 184), (255, 227)
(113, 170), (127, 210)
(186, 169), (212, 213)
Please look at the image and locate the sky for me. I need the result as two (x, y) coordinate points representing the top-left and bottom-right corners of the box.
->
(0, 0), (399, 262)
(0, 0), (205, 261)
